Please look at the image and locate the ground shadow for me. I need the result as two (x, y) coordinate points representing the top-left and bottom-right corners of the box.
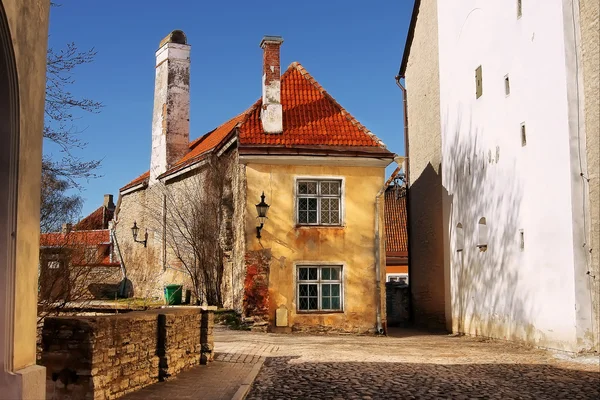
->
(246, 356), (600, 399)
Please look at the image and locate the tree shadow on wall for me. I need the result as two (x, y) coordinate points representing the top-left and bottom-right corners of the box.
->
(443, 114), (529, 339)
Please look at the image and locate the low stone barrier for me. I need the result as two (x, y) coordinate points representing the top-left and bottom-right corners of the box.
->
(40, 306), (214, 400)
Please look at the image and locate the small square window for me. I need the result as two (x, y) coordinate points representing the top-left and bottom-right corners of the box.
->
(297, 179), (342, 226)
(475, 66), (483, 99)
(521, 123), (527, 147)
(297, 266), (343, 312)
(504, 75), (510, 96)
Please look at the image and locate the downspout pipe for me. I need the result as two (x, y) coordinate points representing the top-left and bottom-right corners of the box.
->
(395, 75), (413, 322)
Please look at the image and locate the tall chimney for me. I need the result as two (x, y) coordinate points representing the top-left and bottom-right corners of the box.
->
(260, 36), (284, 134)
(149, 30), (191, 185)
(103, 194), (115, 210)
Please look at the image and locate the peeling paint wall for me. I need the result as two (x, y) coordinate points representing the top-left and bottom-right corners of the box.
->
(149, 41), (190, 185)
(243, 163), (386, 333)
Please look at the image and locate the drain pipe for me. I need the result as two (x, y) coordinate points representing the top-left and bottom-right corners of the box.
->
(374, 163), (403, 335)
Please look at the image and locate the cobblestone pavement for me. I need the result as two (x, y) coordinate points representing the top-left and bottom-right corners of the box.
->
(213, 327), (600, 400)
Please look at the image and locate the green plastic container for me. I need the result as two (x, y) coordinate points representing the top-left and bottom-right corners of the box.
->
(164, 284), (183, 305)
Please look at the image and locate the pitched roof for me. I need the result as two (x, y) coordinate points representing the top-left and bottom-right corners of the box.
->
(120, 62), (394, 191)
(384, 185), (408, 255)
(40, 230), (111, 247)
(73, 206), (114, 231)
(239, 63), (387, 148)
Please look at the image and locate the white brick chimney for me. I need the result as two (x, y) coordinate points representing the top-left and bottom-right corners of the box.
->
(150, 30), (190, 185)
(260, 36), (284, 134)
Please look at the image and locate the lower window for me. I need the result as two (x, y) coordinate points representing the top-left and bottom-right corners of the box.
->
(297, 266), (343, 312)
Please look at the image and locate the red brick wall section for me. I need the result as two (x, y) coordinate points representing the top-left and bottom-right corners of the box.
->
(243, 249), (271, 321)
(40, 307), (215, 400)
(262, 42), (281, 87)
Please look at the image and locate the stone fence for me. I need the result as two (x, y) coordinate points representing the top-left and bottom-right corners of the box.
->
(40, 306), (215, 400)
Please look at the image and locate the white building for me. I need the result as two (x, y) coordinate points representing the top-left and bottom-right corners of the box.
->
(398, 0), (599, 351)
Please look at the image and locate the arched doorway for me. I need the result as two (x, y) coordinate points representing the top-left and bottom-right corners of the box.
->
(0, 0), (20, 382)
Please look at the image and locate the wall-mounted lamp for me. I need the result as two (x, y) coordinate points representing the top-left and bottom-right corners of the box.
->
(131, 221), (148, 247)
(255, 192), (270, 239)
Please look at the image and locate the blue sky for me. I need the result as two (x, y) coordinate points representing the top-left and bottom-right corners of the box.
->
(46, 0), (413, 218)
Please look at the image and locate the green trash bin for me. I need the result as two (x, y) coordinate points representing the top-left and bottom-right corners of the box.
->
(164, 284), (183, 305)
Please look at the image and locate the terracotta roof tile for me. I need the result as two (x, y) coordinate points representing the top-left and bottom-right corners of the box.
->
(73, 206), (114, 231)
(40, 230), (111, 247)
(239, 63), (388, 148)
(385, 186), (408, 254)
(121, 62), (393, 191)
(160, 112), (246, 177)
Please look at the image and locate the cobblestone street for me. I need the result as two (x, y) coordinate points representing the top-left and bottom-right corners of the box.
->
(214, 327), (600, 400)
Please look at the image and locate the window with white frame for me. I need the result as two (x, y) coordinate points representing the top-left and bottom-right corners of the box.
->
(386, 274), (408, 285)
(297, 180), (342, 225)
(297, 266), (343, 311)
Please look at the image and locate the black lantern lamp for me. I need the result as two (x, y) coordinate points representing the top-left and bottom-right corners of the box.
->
(131, 220), (148, 247)
(255, 192), (270, 239)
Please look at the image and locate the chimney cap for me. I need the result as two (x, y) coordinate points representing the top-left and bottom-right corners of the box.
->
(159, 30), (188, 48)
(260, 35), (284, 48)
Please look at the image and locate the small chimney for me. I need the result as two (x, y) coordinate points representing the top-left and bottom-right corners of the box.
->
(150, 30), (191, 185)
(61, 223), (72, 234)
(260, 36), (284, 134)
(103, 194), (115, 210)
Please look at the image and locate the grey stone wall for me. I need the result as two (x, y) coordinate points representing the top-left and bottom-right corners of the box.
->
(580, 0), (600, 350)
(404, 0), (447, 329)
(40, 307), (214, 400)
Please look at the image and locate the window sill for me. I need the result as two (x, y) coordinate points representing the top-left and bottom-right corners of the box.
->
(296, 310), (345, 314)
(295, 225), (345, 229)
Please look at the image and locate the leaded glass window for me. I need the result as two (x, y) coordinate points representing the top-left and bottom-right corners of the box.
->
(297, 266), (343, 312)
(296, 180), (342, 225)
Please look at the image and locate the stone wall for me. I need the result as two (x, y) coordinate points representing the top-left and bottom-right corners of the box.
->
(40, 307), (214, 400)
(403, 0), (447, 330)
(386, 282), (410, 327)
(580, 0), (600, 351)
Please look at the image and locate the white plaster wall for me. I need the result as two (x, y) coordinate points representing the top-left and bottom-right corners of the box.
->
(437, 0), (580, 349)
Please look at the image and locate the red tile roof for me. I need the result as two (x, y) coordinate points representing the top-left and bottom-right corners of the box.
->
(121, 171), (150, 191)
(40, 230), (111, 247)
(120, 62), (393, 191)
(40, 230), (118, 267)
(239, 63), (386, 148)
(385, 185), (408, 255)
(73, 206), (114, 231)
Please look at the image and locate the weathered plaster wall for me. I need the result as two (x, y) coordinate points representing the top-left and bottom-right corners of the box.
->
(117, 150), (242, 308)
(244, 163), (386, 333)
(403, 0), (448, 330)
(0, 0), (49, 398)
(579, 0), (600, 350)
(149, 41), (190, 185)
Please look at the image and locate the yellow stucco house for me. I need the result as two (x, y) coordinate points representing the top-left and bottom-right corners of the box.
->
(115, 32), (396, 333)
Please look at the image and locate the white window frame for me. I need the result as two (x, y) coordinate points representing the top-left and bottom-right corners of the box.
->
(295, 264), (344, 312)
(294, 176), (345, 226)
(386, 273), (408, 284)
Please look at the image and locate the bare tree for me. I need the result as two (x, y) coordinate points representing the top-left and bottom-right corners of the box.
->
(149, 155), (231, 307)
(38, 230), (121, 322)
(41, 4), (104, 231)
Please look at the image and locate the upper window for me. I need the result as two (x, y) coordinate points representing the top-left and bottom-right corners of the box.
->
(475, 65), (483, 99)
(456, 223), (465, 252)
(297, 180), (342, 225)
(297, 266), (343, 312)
(517, 0), (522, 18)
